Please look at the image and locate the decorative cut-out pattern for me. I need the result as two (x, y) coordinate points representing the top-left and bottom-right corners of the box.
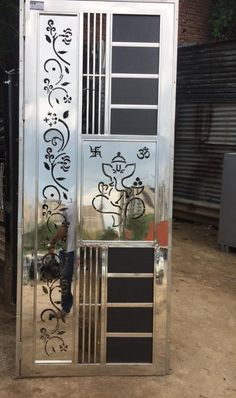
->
(92, 150), (146, 227)
(40, 18), (74, 357)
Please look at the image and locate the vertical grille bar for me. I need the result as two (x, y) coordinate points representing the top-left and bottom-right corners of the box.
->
(88, 247), (93, 363)
(104, 14), (111, 134)
(94, 246), (99, 363)
(78, 246), (102, 364)
(92, 14), (96, 134)
(82, 13), (106, 135)
(98, 14), (103, 135)
(82, 248), (87, 363)
(86, 13), (90, 134)
(100, 246), (107, 364)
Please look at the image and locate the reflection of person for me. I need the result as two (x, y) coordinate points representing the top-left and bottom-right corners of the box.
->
(48, 204), (75, 317)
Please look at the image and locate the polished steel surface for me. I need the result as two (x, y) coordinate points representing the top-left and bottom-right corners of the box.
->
(35, 14), (78, 362)
(18, 0), (178, 377)
(83, 13), (106, 135)
(82, 139), (157, 241)
(78, 245), (102, 364)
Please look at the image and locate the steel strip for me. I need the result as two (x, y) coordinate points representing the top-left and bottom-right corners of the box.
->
(107, 303), (153, 308)
(88, 247), (93, 363)
(104, 13), (111, 134)
(92, 14), (96, 134)
(111, 73), (159, 79)
(74, 13), (84, 364)
(110, 105), (158, 109)
(94, 246), (99, 363)
(106, 333), (153, 338)
(112, 42), (160, 47)
(98, 13), (103, 135)
(86, 14), (90, 134)
(100, 246), (107, 364)
(82, 247), (87, 363)
(107, 273), (154, 278)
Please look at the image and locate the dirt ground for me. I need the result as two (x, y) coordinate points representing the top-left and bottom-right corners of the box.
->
(0, 221), (236, 398)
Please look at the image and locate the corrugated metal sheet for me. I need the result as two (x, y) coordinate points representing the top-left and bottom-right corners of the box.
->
(174, 41), (236, 219)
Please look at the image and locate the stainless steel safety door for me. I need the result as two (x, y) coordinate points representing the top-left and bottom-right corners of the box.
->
(17, 0), (178, 377)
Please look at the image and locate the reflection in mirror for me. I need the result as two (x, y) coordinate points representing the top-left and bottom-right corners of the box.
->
(35, 203), (76, 361)
(155, 247), (167, 285)
(82, 141), (157, 241)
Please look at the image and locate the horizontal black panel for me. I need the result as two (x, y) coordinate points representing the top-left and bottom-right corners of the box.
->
(107, 308), (153, 333)
(111, 78), (158, 105)
(113, 15), (160, 43)
(108, 247), (154, 273)
(107, 337), (153, 363)
(112, 47), (159, 74)
(111, 109), (157, 135)
(107, 278), (153, 303)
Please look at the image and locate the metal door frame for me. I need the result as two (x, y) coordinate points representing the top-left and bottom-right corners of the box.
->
(17, 0), (178, 377)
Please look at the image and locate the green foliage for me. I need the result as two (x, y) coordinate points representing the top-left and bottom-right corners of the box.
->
(210, 0), (236, 40)
(99, 227), (119, 240)
(125, 214), (154, 241)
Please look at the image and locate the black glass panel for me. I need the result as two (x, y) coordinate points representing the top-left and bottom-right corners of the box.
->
(108, 247), (154, 273)
(107, 308), (153, 333)
(107, 278), (153, 303)
(113, 15), (160, 43)
(111, 78), (158, 105)
(112, 48), (159, 74)
(107, 337), (153, 363)
(111, 109), (157, 135)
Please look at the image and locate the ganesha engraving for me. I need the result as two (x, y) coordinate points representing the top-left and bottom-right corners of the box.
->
(92, 152), (146, 227)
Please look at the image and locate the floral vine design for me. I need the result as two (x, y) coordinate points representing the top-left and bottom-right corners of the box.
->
(40, 19), (73, 357)
(40, 253), (68, 357)
(43, 19), (72, 108)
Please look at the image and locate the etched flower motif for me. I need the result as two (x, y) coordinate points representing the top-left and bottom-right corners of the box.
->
(44, 78), (53, 94)
(62, 28), (72, 45)
(60, 155), (70, 172)
(45, 147), (54, 163)
(46, 19), (56, 36)
(44, 112), (58, 127)
(63, 94), (72, 103)
(59, 342), (68, 352)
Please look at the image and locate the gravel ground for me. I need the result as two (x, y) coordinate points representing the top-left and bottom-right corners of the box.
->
(0, 221), (236, 397)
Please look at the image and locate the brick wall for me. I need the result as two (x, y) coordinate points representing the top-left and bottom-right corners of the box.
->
(179, 0), (212, 45)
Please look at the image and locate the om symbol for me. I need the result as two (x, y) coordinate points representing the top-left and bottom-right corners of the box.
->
(137, 147), (150, 160)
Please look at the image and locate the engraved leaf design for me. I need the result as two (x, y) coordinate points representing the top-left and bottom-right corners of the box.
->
(63, 110), (69, 119)
(44, 162), (50, 170)
(61, 82), (70, 86)
(58, 331), (66, 335)
(42, 286), (48, 294)
(58, 51), (67, 54)
(63, 192), (68, 200)
(65, 66), (69, 74)
(56, 177), (66, 181)
(45, 35), (51, 43)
